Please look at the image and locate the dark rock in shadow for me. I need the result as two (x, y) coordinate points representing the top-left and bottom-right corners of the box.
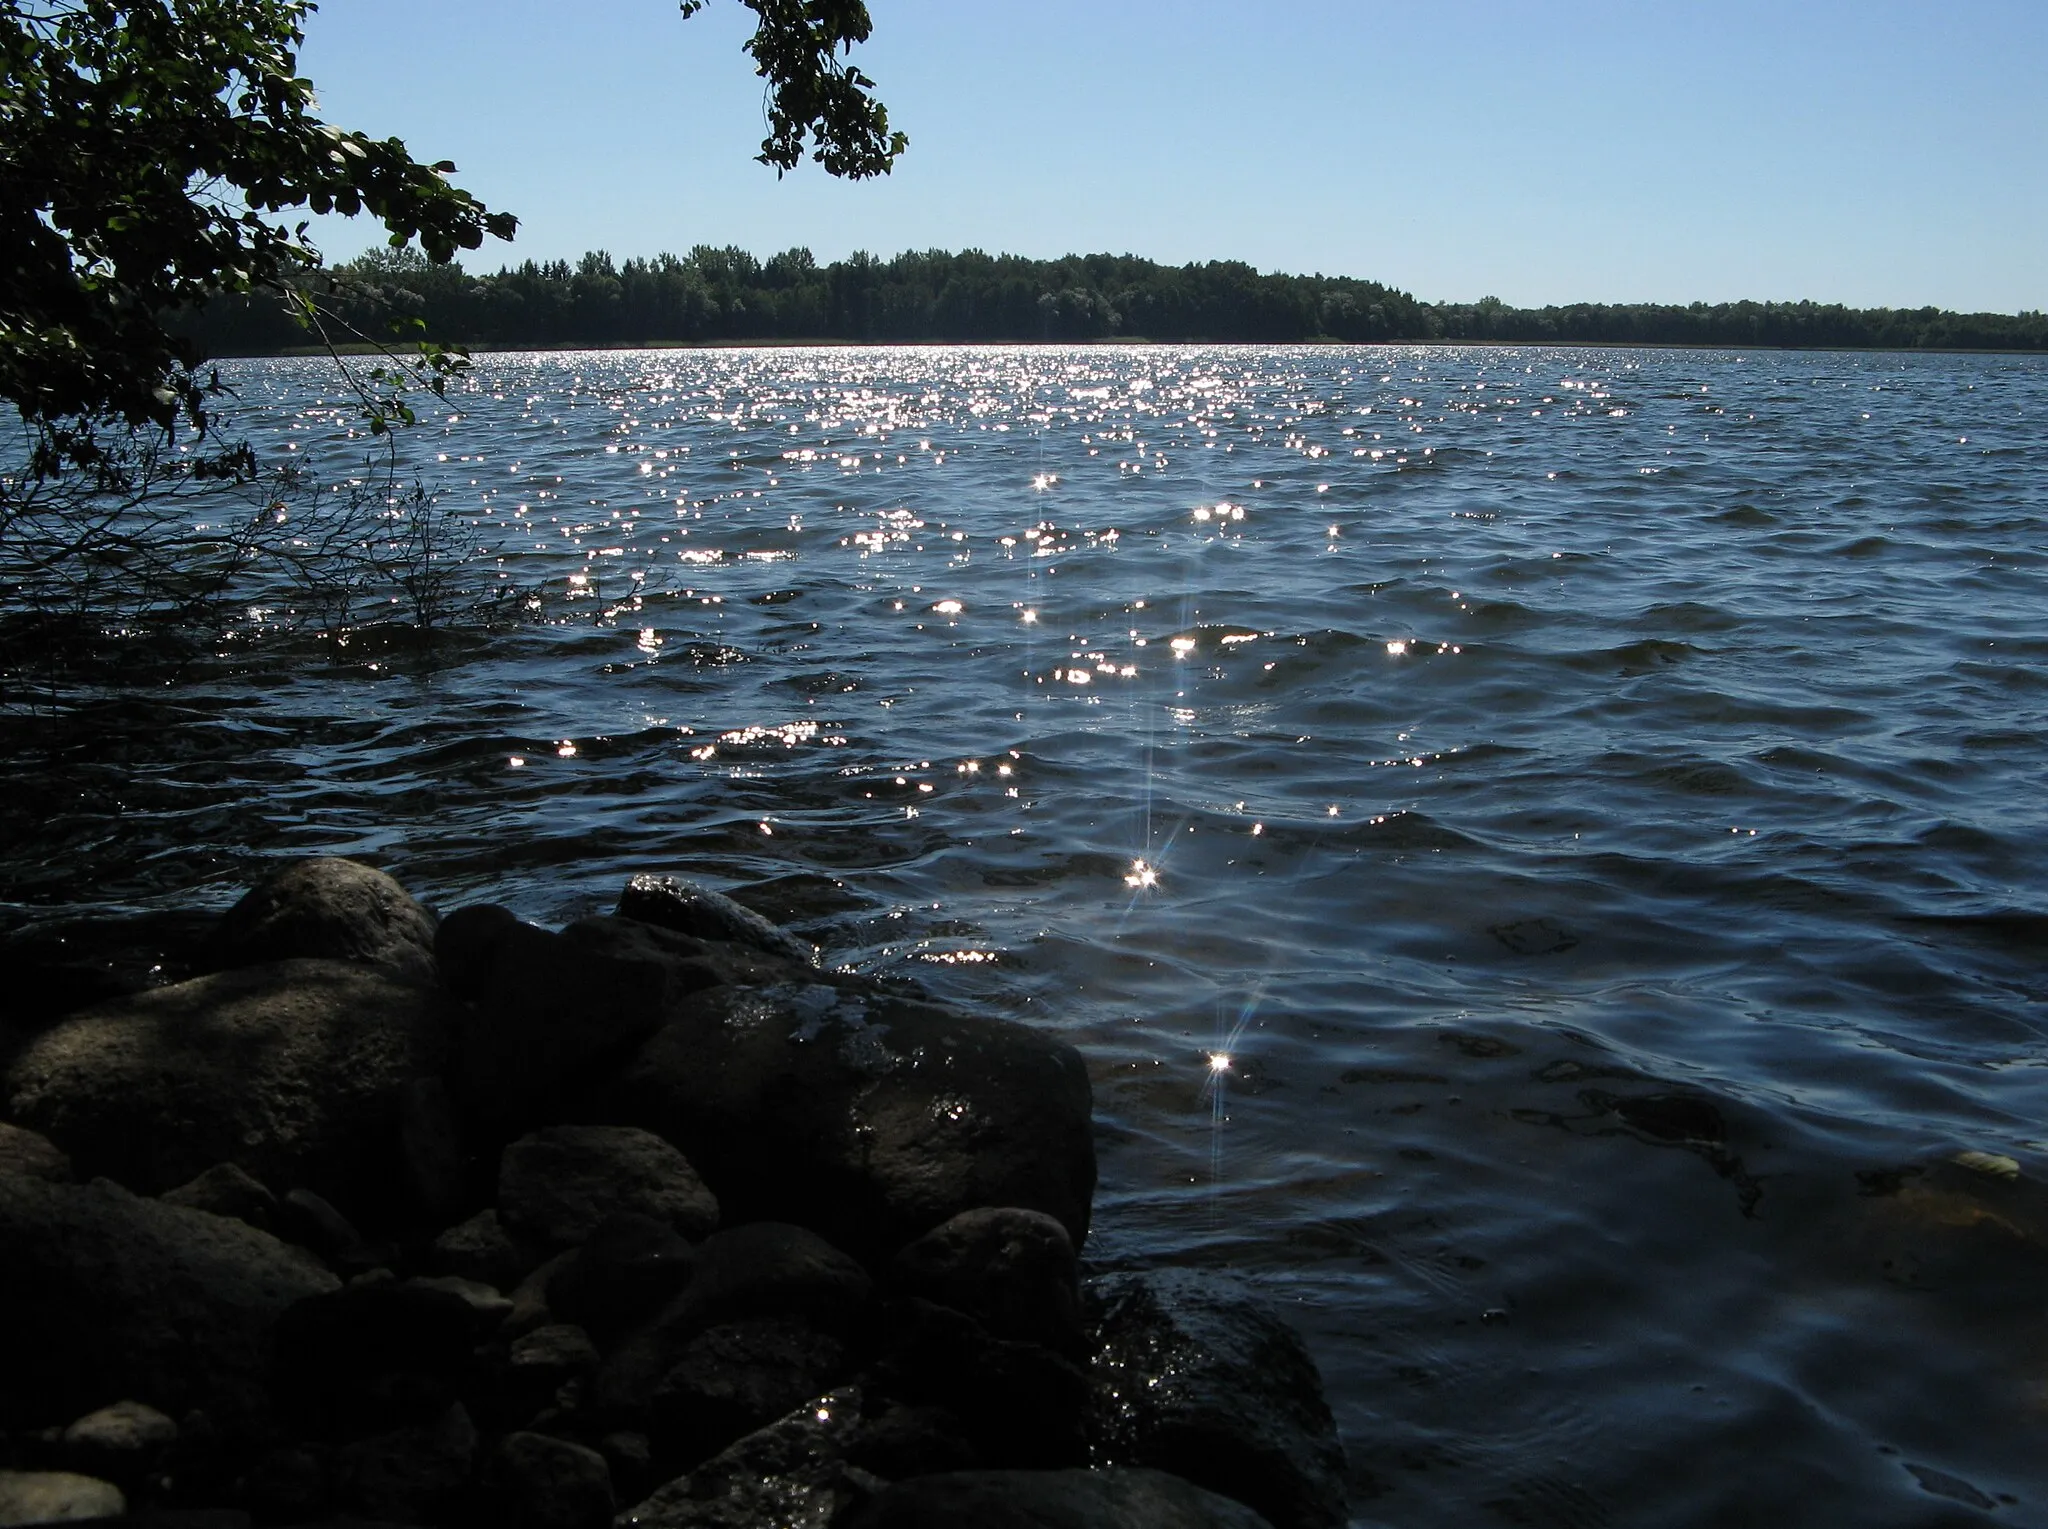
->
(842, 1467), (1277, 1528)
(203, 859), (438, 988)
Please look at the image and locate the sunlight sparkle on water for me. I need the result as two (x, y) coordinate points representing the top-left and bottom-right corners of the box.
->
(1125, 859), (1159, 889)
(1208, 1051), (1232, 1075)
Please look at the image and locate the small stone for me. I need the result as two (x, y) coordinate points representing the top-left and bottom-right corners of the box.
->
(480, 1431), (613, 1529)
(430, 1208), (537, 1290)
(60, 1399), (176, 1480)
(158, 1164), (276, 1229)
(0, 1469), (126, 1526)
(404, 1275), (514, 1333)
(498, 1125), (718, 1248)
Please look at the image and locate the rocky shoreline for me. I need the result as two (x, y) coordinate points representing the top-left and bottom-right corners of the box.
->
(0, 859), (1348, 1528)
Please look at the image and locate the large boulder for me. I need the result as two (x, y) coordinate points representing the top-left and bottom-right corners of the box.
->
(0, 1175), (338, 1432)
(0, 1469), (127, 1526)
(843, 1468), (1277, 1529)
(597, 982), (1094, 1262)
(204, 858), (438, 985)
(1087, 1272), (1346, 1529)
(4, 959), (453, 1224)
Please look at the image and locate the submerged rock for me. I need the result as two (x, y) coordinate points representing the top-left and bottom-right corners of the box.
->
(1087, 1271), (1346, 1529)
(842, 1467), (1277, 1529)
(4, 958), (452, 1220)
(204, 857), (438, 986)
(599, 982), (1094, 1261)
(617, 874), (819, 968)
(0, 1175), (337, 1432)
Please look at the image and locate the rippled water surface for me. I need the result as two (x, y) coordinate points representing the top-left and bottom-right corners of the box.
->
(10, 344), (2048, 1526)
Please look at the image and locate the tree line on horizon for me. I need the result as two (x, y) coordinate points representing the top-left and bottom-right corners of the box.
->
(189, 244), (2048, 357)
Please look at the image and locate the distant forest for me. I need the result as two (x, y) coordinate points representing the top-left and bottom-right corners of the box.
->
(189, 245), (2048, 356)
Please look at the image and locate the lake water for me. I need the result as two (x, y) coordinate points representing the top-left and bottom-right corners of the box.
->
(9, 343), (2048, 1526)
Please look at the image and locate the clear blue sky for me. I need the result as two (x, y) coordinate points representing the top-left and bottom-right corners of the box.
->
(297, 0), (2048, 312)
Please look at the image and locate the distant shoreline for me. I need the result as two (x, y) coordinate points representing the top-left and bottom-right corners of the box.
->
(248, 336), (2048, 361)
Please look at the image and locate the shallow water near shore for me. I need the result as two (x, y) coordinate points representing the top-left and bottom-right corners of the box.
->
(8, 343), (2048, 1526)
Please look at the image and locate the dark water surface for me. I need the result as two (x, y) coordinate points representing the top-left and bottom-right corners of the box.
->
(9, 345), (2048, 1526)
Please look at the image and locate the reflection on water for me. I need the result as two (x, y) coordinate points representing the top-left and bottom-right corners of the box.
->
(7, 344), (2048, 1525)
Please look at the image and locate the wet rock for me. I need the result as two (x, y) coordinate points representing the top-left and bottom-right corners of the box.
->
(498, 1126), (718, 1249)
(203, 858), (437, 986)
(0, 1175), (337, 1433)
(869, 1298), (1087, 1469)
(560, 915), (805, 1003)
(599, 984), (1094, 1261)
(480, 1431), (613, 1529)
(612, 1386), (867, 1529)
(546, 1215), (696, 1342)
(271, 1282), (479, 1436)
(1087, 1271), (1346, 1529)
(0, 1468), (125, 1525)
(430, 1209), (537, 1291)
(842, 1467), (1277, 1529)
(435, 908), (669, 1129)
(841, 1403), (977, 1480)
(0, 1124), (70, 1185)
(158, 1164), (276, 1230)
(616, 874), (818, 968)
(59, 1400), (177, 1485)
(329, 1403), (477, 1525)
(4, 959), (452, 1223)
(647, 1318), (849, 1463)
(890, 1207), (1083, 1355)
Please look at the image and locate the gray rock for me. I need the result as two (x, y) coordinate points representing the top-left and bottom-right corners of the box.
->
(0, 1124), (70, 1184)
(891, 1207), (1083, 1355)
(1087, 1272), (1346, 1529)
(59, 1399), (177, 1482)
(430, 1209), (537, 1290)
(0, 1176), (337, 1433)
(4, 959), (452, 1224)
(205, 858), (437, 986)
(499, 1126), (719, 1248)
(481, 1432), (614, 1529)
(330, 1402), (477, 1524)
(599, 984), (1094, 1261)
(842, 1468), (1276, 1529)
(0, 1468), (126, 1526)
(435, 908), (670, 1128)
(612, 1386), (866, 1529)
(159, 1163), (277, 1229)
(616, 875), (818, 968)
